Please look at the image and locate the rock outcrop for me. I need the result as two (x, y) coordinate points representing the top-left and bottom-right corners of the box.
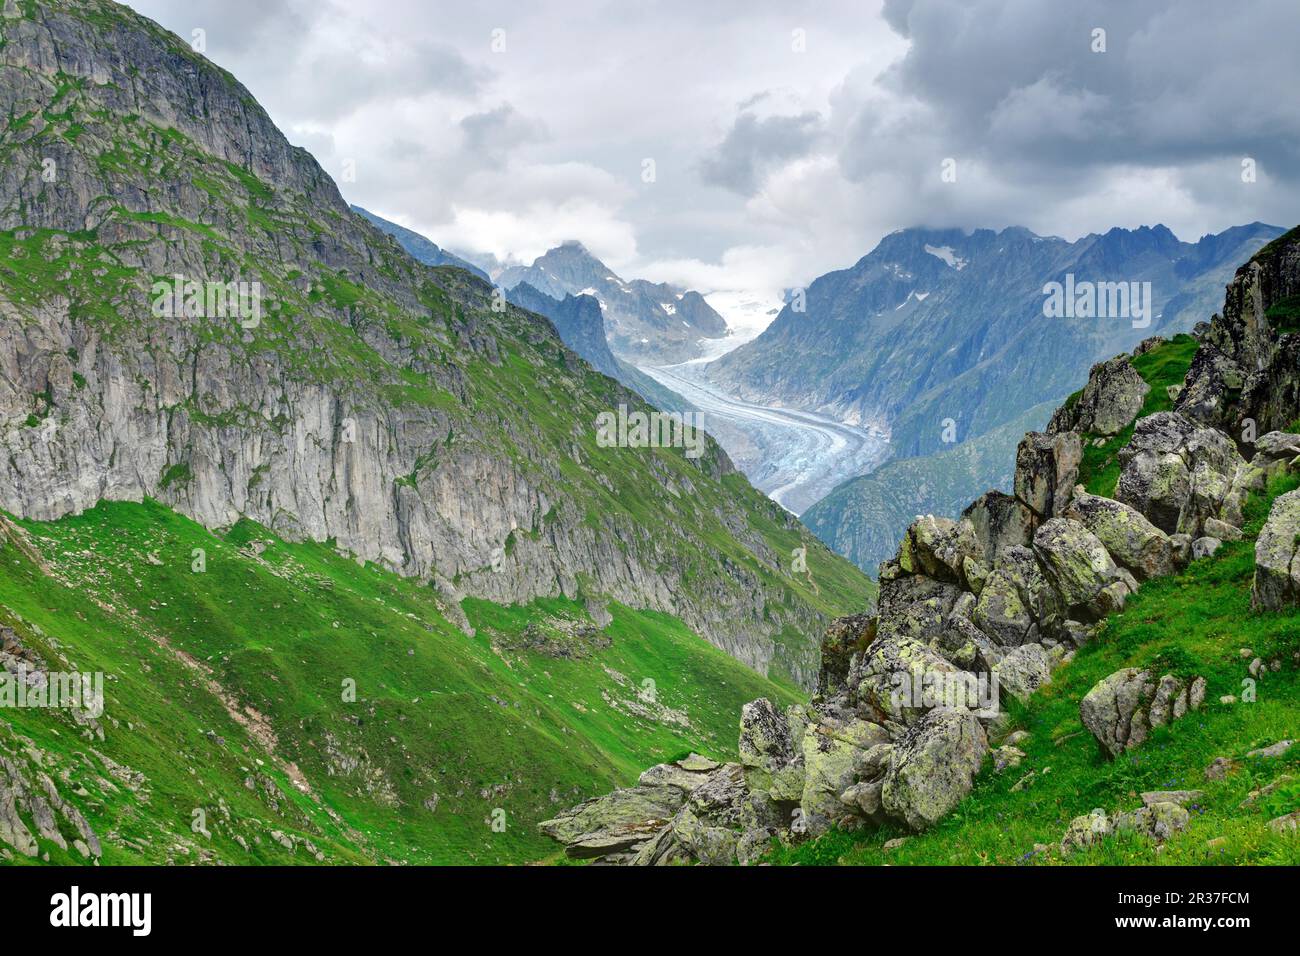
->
(1252, 489), (1300, 610)
(1079, 669), (1207, 758)
(1049, 355), (1150, 437)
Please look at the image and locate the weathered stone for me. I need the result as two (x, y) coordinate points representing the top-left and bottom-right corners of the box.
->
(1251, 490), (1300, 610)
(1049, 356), (1150, 437)
(1141, 790), (1203, 808)
(1032, 518), (1132, 619)
(992, 643), (1052, 704)
(1065, 488), (1175, 580)
(881, 709), (988, 831)
(1015, 431), (1082, 520)
(1079, 668), (1205, 757)
(897, 515), (983, 586)
(816, 613), (876, 699)
(538, 785), (684, 857)
(963, 491), (1035, 562)
(799, 719), (890, 835)
(1061, 808), (1112, 852)
(1247, 739), (1294, 759)
(1117, 412), (1246, 536)
(1191, 536), (1222, 560)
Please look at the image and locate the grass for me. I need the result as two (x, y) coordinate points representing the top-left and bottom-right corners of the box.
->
(769, 471), (1300, 866)
(0, 499), (799, 865)
(1078, 334), (1199, 496)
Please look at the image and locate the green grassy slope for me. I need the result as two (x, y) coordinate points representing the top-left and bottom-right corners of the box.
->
(0, 500), (798, 865)
(769, 471), (1300, 866)
(1075, 334), (1200, 495)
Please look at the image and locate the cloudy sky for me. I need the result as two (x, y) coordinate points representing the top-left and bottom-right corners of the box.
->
(127, 0), (1300, 330)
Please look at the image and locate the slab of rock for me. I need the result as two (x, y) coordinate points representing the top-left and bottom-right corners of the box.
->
(539, 785), (686, 858)
(1247, 739), (1294, 759)
(1079, 668), (1206, 757)
(1065, 489), (1175, 580)
(1016, 431), (1082, 520)
(897, 515), (984, 587)
(1251, 489), (1300, 610)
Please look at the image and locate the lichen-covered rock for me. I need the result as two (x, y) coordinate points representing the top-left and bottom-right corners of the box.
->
(815, 613), (876, 698)
(538, 784), (686, 858)
(875, 572), (964, 644)
(738, 698), (798, 795)
(855, 633), (963, 726)
(1079, 668), (1206, 758)
(1251, 489), (1300, 611)
(992, 642), (1052, 703)
(897, 515), (984, 587)
(1049, 356), (1150, 437)
(1065, 488), (1175, 580)
(1015, 431), (1083, 520)
(1032, 518), (1134, 619)
(799, 718), (890, 835)
(963, 490), (1035, 562)
(881, 709), (988, 831)
(1116, 412), (1246, 537)
(972, 546), (1058, 646)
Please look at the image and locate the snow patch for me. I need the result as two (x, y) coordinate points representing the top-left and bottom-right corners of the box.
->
(924, 244), (967, 270)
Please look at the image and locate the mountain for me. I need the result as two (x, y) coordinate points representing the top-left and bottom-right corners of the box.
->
(503, 281), (691, 414)
(707, 224), (1284, 462)
(497, 241), (728, 364)
(539, 225), (1300, 867)
(802, 399), (1056, 574)
(0, 0), (875, 863)
(350, 206), (490, 281)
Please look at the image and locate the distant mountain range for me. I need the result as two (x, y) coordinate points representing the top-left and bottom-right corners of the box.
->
(350, 206), (490, 280)
(727, 222), (1284, 573)
(706, 223), (1284, 460)
(498, 241), (729, 364)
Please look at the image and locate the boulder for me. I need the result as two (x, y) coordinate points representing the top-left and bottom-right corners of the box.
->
(972, 546), (1059, 646)
(1032, 518), (1134, 620)
(1065, 488), (1175, 580)
(897, 515), (983, 586)
(815, 613), (876, 698)
(881, 708), (988, 831)
(1116, 412), (1246, 536)
(1015, 432), (1082, 520)
(855, 633), (964, 726)
(1048, 356), (1150, 437)
(1251, 489), (1300, 611)
(799, 719), (890, 835)
(876, 572), (963, 644)
(1079, 668), (1206, 758)
(737, 698), (801, 799)
(963, 490), (1035, 562)
(992, 642), (1052, 703)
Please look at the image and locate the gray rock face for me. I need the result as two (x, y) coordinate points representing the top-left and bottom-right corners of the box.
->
(896, 515), (983, 587)
(1116, 413), (1246, 536)
(963, 490), (1036, 563)
(1032, 518), (1134, 620)
(1049, 355), (1150, 437)
(1177, 227), (1300, 435)
(992, 643), (1052, 703)
(881, 709), (988, 831)
(1252, 489), (1300, 610)
(1065, 488), (1175, 580)
(0, 2), (843, 688)
(1079, 668), (1206, 758)
(1015, 431), (1082, 520)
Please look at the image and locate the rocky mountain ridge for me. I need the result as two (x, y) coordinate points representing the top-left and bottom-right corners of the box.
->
(541, 225), (1300, 865)
(0, 0), (871, 687)
(707, 223), (1283, 464)
(497, 240), (728, 365)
